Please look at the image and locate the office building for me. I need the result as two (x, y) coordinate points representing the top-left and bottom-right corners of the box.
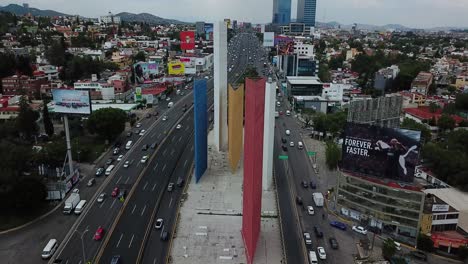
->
(100, 12), (121, 24)
(411, 72), (433, 95)
(272, 0), (291, 24)
(347, 95), (403, 128)
(195, 21), (205, 38)
(374, 65), (400, 92)
(297, 0), (317, 27)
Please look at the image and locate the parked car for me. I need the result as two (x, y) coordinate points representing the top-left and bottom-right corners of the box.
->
(113, 147), (120, 155)
(330, 221), (347, 230)
(139, 129), (146, 136)
(160, 231), (168, 241)
(140, 155), (149, 163)
(281, 138), (287, 143)
(142, 144), (148, 151)
(307, 206), (315, 215)
(314, 226), (323, 238)
(155, 218), (163, 229)
(87, 178), (95, 187)
(317, 247), (326, 259)
(281, 145), (288, 151)
(110, 255), (120, 264)
(310, 181), (317, 189)
(329, 237), (339, 249)
(410, 250), (427, 260)
(106, 158), (114, 165)
(150, 142), (158, 149)
(296, 196), (303, 205)
(117, 154), (124, 161)
(126, 131), (132, 137)
(176, 124), (182, 129)
(303, 232), (312, 245)
(162, 116), (168, 121)
(95, 167), (104, 176)
(136, 122), (142, 128)
(301, 181), (308, 188)
(72, 188), (79, 194)
(118, 189), (127, 199)
(352, 226), (368, 235)
(93, 226), (104, 240)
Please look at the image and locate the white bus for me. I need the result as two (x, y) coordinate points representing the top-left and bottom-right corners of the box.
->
(105, 165), (115, 176)
(74, 200), (87, 215)
(309, 251), (318, 264)
(41, 239), (58, 259)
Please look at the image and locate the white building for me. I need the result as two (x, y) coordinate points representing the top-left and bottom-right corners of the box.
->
(100, 12), (121, 24)
(293, 41), (315, 57)
(321, 83), (351, 102)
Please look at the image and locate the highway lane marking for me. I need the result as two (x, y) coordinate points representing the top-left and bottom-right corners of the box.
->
(153, 258), (157, 264)
(129, 234), (135, 248)
(125, 177), (130, 184)
(141, 204), (147, 216)
(110, 199), (117, 209)
(116, 175), (122, 184)
(170, 149), (175, 156)
(131, 204), (137, 214)
(65, 260), (69, 264)
(178, 136), (182, 142)
(184, 159), (188, 167)
(78, 261), (81, 264)
(116, 233), (123, 248)
(151, 133), (156, 138)
(153, 163), (159, 171)
(99, 200), (106, 208)
(162, 164), (167, 172)
(168, 197), (173, 208)
(163, 148), (167, 155)
(152, 183), (157, 191)
(185, 126), (189, 131)
(143, 181), (148, 190)
(191, 145), (194, 151)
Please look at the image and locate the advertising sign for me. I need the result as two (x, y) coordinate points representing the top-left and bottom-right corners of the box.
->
(341, 123), (421, 182)
(168, 62), (185, 75)
(134, 62), (159, 84)
(135, 87), (142, 102)
(432, 204), (450, 212)
(275, 36), (294, 55)
(204, 23), (213, 40)
(51, 89), (91, 115)
(180, 31), (195, 50)
(263, 32), (275, 47)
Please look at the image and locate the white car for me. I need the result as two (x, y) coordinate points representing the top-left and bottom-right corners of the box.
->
(176, 124), (182, 129)
(317, 247), (326, 260)
(155, 218), (163, 229)
(289, 141), (295, 147)
(162, 116), (168, 121)
(165, 97), (171, 101)
(97, 193), (106, 203)
(72, 188), (79, 194)
(307, 206), (315, 215)
(123, 160), (130, 168)
(136, 122), (142, 128)
(117, 155), (124, 161)
(303, 232), (312, 245)
(139, 129), (146, 136)
(352, 226), (368, 235)
(140, 155), (149, 163)
(285, 129), (291, 135)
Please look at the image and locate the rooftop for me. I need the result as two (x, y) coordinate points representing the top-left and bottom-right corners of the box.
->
(424, 188), (468, 232)
(287, 76), (322, 85)
(403, 106), (465, 124)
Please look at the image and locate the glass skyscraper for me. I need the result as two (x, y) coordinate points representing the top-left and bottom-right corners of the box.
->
(272, 0), (291, 24)
(297, 0), (317, 27)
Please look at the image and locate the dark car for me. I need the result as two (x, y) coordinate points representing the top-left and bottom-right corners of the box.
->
(126, 131), (132, 137)
(150, 142), (158, 149)
(118, 189), (127, 199)
(142, 144), (148, 151)
(113, 147), (120, 155)
(314, 226), (323, 238)
(301, 181), (309, 188)
(281, 145), (288, 151)
(410, 250), (427, 260)
(296, 196), (303, 205)
(167, 183), (174, 192)
(310, 181), (317, 189)
(329, 237), (339, 249)
(111, 255), (120, 264)
(177, 177), (184, 187)
(160, 231), (168, 241)
(281, 138), (287, 143)
(95, 167), (104, 176)
(106, 158), (114, 165)
(330, 221), (347, 230)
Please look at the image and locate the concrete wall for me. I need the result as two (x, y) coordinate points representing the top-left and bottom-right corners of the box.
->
(262, 79), (276, 190)
(194, 79), (208, 182)
(228, 84), (244, 172)
(214, 21), (228, 152)
(242, 77), (266, 264)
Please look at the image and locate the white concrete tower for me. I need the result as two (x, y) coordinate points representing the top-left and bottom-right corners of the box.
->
(214, 21), (228, 152)
(262, 78), (276, 190)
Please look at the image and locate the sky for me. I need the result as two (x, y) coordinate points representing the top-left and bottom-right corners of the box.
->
(1, 0), (468, 28)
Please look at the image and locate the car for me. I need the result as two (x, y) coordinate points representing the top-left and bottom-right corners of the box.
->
(162, 116), (168, 121)
(146, 113), (151, 118)
(136, 122), (142, 128)
(139, 129), (146, 136)
(281, 145), (288, 151)
(303, 232), (312, 245)
(352, 226), (368, 235)
(281, 138), (287, 143)
(111, 187), (119, 197)
(317, 246), (326, 259)
(93, 226), (104, 240)
(118, 189), (127, 199)
(167, 183), (174, 192)
(110, 255), (120, 264)
(72, 188), (79, 194)
(126, 131), (132, 137)
(160, 231), (169, 241)
(295, 196), (303, 205)
(314, 226), (323, 238)
(141, 155), (149, 163)
(302, 181), (308, 188)
(289, 141), (295, 147)
(166, 97), (171, 101)
(87, 178), (95, 187)
(142, 144), (148, 151)
(155, 218), (163, 229)
(150, 142), (158, 149)
(135, 129), (141, 134)
(112, 147), (120, 155)
(285, 129), (291, 135)
(410, 250), (427, 260)
(95, 167), (104, 176)
(310, 181), (317, 189)
(97, 193), (106, 203)
(307, 206), (315, 215)
(106, 158), (114, 166)
(117, 154), (124, 161)
(123, 160), (130, 168)
(176, 124), (182, 129)
(180, 92), (185, 96)
(330, 221), (347, 230)
(329, 237), (339, 249)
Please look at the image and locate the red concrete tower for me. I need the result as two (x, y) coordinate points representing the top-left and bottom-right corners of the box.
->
(242, 77), (266, 264)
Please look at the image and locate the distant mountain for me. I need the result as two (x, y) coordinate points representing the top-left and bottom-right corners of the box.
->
(317, 21), (415, 31)
(116, 12), (186, 25)
(0, 4), (69, 17)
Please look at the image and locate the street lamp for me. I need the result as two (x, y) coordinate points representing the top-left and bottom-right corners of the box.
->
(74, 228), (89, 263)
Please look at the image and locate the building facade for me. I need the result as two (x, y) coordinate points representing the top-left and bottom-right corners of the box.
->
(347, 96), (403, 128)
(272, 0), (291, 24)
(1, 75), (47, 98)
(297, 0), (317, 27)
(411, 72), (433, 95)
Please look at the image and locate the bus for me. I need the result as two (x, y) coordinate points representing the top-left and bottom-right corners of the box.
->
(105, 165), (115, 176)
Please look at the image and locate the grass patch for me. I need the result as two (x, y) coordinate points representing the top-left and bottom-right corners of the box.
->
(0, 203), (55, 232)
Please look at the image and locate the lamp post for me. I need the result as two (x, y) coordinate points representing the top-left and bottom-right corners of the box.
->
(74, 228), (89, 263)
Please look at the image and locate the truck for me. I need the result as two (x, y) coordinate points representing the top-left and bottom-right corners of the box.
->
(313, 192), (324, 207)
(63, 193), (80, 214)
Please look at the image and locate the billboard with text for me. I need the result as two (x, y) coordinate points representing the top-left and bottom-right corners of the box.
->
(134, 62), (159, 84)
(341, 123), (421, 182)
(52, 89), (91, 115)
(263, 32), (274, 47)
(168, 62), (185, 75)
(180, 31), (195, 50)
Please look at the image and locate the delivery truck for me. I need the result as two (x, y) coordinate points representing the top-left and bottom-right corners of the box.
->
(312, 192), (324, 207)
(63, 193), (80, 214)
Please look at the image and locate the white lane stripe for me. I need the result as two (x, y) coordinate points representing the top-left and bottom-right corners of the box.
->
(116, 233), (123, 248)
(163, 149), (167, 155)
(125, 177), (130, 184)
(110, 199), (116, 209)
(168, 197), (173, 208)
(141, 205), (147, 216)
(131, 204), (136, 214)
(162, 164), (166, 172)
(152, 183), (157, 191)
(183, 159), (188, 167)
(170, 149), (175, 156)
(151, 133), (156, 138)
(116, 175), (122, 184)
(191, 145), (194, 151)
(143, 181), (148, 190)
(128, 234), (134, 248)
(99, 200), (106, 208)
(153, 163), (159, 171)
(178, 136), (182, 142)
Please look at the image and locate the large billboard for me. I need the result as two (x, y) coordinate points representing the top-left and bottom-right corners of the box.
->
(341, 123), (421, 182)
(204, 23), (213, 40)
(51, 89), (91, 115)
(263, 32), (274, 47)
(168, 62), (185, 75)
(180, 31), (195, 50)
(134, 62), (159, 84)
(275, 36), (294, 55)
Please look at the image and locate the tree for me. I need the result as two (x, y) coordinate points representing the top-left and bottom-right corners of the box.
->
(45, 40), (66, 66)
(318, 62), (331, 82)
(87, 108), (127, 141)
(401, 118), (431, 142)
(325, 141), (341, 170)
(458, 245), (468, 261)
(15, 96), (39, 140)
(12, 177), (47, 212)
(133, 51), (146, 62)
(417, 233), (434, 252)
(438, 114), (456, 131)
(382, 238), (397, 260)
(429, 102), (439, 113)
(455, 93), (468, 111)
(42, 100), (54, 137)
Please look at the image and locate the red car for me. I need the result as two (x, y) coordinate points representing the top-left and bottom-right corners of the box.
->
(93, 226), (104, 240)
(111, 187), (119, 197)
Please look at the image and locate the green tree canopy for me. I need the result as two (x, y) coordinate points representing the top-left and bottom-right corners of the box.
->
(325, 141), (341, 170)
(382, 238), (397, 260)
(437, 114), (456, 131)
(15, 96), (39, 140)
(133, 51), (146, 62)
(87, 108), (127, 141)
(417, 233), (434, 252)
(42, 100), (54, 137)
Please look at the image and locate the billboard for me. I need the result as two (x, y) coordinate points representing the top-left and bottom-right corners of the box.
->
(168, 62), (185, 75)
(52, 89), (91, 115)
(180, 31), (195, 50)
(263, 32), (274, 47)
(204, 23), (213, 40)
(134, 62), (159, 84)
(275, 36), (294, 55)
(341, 123), (421, 182)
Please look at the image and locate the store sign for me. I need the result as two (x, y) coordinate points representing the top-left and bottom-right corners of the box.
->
(432, 204), (450, 212)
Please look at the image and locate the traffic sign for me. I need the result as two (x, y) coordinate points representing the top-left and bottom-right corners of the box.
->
(278, 155), (288, 160)
(307, 151), (316, 156)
